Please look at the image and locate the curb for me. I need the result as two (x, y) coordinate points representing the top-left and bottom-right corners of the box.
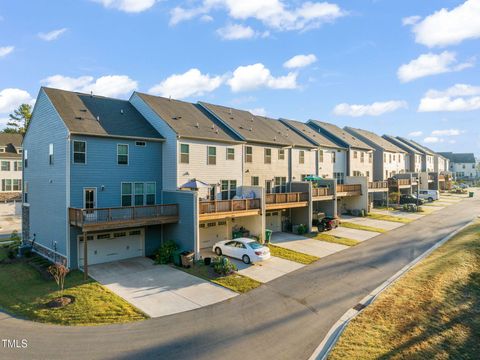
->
(308, 218), (476, 360)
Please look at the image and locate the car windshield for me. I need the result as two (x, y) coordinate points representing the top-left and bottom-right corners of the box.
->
(247, 242), (263, 249)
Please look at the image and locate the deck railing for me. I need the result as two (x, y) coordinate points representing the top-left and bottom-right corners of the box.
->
(368, 181), (388, 189)
(69, 204), (179, 227)
(312, 187), (333, 197)
(336, 184), (362, 193)
(265, 192), (308, 204)
(199, 198), (261, 214)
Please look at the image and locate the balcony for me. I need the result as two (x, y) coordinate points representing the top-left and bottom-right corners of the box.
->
(389, 178), (411, 188)
(336, 184), (362, 197)
(265, 192), (309, 210)
(69, 204), (179, 232)
(368, 181), (389, 192)
(439, 174), (445, 181)
(312, 187), (335, 201)
(199, 198), (261, 220)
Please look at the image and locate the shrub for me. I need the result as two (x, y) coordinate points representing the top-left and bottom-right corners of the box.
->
(297, 224), (308, 235)
(48, 262), (70, 295)
(154, 240), (178, 264)
(213, 256), (237, 276)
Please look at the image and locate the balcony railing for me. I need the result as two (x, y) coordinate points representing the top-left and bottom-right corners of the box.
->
(312, 187), (334, 197)
(69, 204), (179, 230)
(368, 181), (388, 189)
(439, 174), (445, 181)
(265, 192), (308, 204)
(336, 184), (362, 194)
(199, 198), (261, 215)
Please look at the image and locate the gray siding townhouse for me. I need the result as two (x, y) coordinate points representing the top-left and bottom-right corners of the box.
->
(0, 133), (23, 201)
(382, 135), (422, 173)
(397, 137), (435, 173)
(23, 88), (191, 275)
(439, 152), (477, 181)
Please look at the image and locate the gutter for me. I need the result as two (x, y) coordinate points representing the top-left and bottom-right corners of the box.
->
(69, 132), (165, 142)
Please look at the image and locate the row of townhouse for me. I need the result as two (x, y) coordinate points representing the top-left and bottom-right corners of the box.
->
(0, 133), (23, 201)
(438, 152), (478, 182)
(22, 87), (452, 275)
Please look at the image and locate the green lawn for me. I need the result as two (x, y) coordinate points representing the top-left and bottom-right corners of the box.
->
(0, 261), (147, 325)
(268, 244), (319, 264)
(339, 222), (386, 233)
(329, 221), (480, 359)
(307, 233), (359, 247)
(0, 246), (7, 262)
(367, 212), (413, 224)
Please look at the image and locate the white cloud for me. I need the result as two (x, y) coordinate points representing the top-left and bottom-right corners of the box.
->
(0, 88), (33, 114)
(93, 0), (156, 13)
(402, 15), (421, 26)
(217, 24), (257, 40)
(424, 136), (443, 144)
(42, 75), (138, 98)
(228, 63), (298, 92)
(333, 100), (408, 117)
(418, 84), (480, 112)
(149, 68), (224, 99)
(397, 51), (473, 83)
(38, 28), (68, 41)
(410, 0), (480, 47)
(283, 54), (317, 69)
(248, 107), (267, 116)
(431, 129), (462, 136)
(170, 0), (346, 32)
(0, 46), (14, 58)
(408, 131), (423, 137)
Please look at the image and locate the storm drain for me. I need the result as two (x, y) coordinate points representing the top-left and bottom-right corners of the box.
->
(353, 303), (366, 311)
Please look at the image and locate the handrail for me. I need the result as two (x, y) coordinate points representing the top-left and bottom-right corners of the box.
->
(199, 198), (261, 214)
(368, 181), (388, 189)
(312, 187), (333, 197)
(336, 184), (361, 193)
(265, 192), (308, 204)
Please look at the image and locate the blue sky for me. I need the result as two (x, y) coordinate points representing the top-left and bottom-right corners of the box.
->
(1, 0), (479, 156)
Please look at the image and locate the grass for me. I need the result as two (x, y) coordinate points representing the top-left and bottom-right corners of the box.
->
(0, 246), (7, 262)
(367, 212), (413, 224)
(0, 260), (147, 325)
(339, 222), (386, 233)
(177, 261), (261, 293)
(267, 244), (319, 264)
(307, 232), (359, 246)
(329, 221), (480, 360)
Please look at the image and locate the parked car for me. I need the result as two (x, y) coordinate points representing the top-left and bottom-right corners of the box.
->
(399, 194), (425, 205)
(317, 216), (339, 231)
(213, 238), (270, 264)
(418, 190), (440, 202)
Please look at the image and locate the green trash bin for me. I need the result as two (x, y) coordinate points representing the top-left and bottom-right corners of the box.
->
(469, 192), (474, 198)
(173, 250), (183, 267)
(265, 229), (273, 243)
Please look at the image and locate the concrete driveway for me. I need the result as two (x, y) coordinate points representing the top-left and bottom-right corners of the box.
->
(328, 226), (380, 242)
(272, 232), (348, 257)
(340, 215), (404, 231)
(89, 257), (237, 318)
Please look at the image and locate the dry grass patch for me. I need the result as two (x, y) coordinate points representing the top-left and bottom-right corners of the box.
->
(307, 233), (359, 247)
(339, 222), (386, 234)
(367, 213), (413, 224)
(329, 221), (480, 360)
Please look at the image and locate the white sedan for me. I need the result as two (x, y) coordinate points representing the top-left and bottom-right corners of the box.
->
(213, 238), (270, 264)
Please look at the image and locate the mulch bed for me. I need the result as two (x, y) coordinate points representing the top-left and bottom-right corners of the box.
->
(45, 295), (75, 308)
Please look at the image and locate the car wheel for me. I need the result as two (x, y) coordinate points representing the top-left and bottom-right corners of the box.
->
(428, 197), (433, 202)
(242, 255), (250, 264)
(215, 247), (222, 256)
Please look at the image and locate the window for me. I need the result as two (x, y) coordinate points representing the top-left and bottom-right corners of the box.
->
(353, 171), (362, 176)
(180, 144), (189, 164)
(14, 161), (22, 171)
(18, 148), (22, 154)
(134, 183), (144, 206)
(217, 221), (227, 226)
(121, 182), (132, 206)
(12, 179), (21, 191)
(319, 150), (324, 163)
(24, 150), (28, 168)
(207, 146), (216, 165)
(245, 146), (253, 163)
(333, 172), (344, 184)
(24, 181), (28, 203)
(146, 182), (156, 205)
(274, 177), (287, 193)
(73, 141), (86, 164)
(49, 144), (54, 165)
(117, 144), (128, 165)
(114, 232), (126, 238)
(135, 141), (146, 147)
(264, 148), (272, 164)
(2, 179), (12, 191)
(383, 153), (387, 162)
(251, 176), (259, 186)
(366, 171), (370, 178)
(97, 234), (111, 239)
(226, 148), (235, 160)
(129, 230), (141, 236)
(278, 149), (285, 160)
(0, 148), (4, 153)
(1, 161), (10, 171)
(369, 152), (372, 163)
(332, 151), (336, 163)
(221, 180), (236, 200)
(353, 151), (358, 159)
(360, 152), (365, 163)
(299, 150), (305, 164)
(389, 154), (392, 163)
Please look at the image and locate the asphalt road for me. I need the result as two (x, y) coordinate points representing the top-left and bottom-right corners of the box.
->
(1, 197), (478, 360)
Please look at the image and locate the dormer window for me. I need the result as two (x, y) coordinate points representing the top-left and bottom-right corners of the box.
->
(0, 147), (5, 153)
(17, 148), (23, 154)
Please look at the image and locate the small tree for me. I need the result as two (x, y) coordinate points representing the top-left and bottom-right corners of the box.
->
(388, 191), (400, 205)
(5, 103), (32, 135)
(48, 262), (70, 296)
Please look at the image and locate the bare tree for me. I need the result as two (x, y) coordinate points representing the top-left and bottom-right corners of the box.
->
(48, 262), (70, 296)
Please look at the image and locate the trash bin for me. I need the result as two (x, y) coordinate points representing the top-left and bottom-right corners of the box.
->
(180, 251), (194, 268)
(469, 192), (474, 198)
(173, 250), (183, 267)
(265, 229), (273, 243)
(204, 257), (212, 266)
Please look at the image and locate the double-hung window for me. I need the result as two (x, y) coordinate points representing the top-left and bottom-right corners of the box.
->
(226, 148), (235, 160)
(24, 150), (28, 168)
(1, 161), (10, 171)
(134, 183), (144, 206)
(274, 177), (287, 193)
(207, 146), (216, 165)
(49, 144), (54, 165)
(278, 149), (285, 160)
(117, 144), (128, 165)
(180, 144), (189, 163)
(14, 161), (22, 171)
(2, 179), (12, 191)
(319, 150), (324, 163)
(360, 152), (365, 163)
(221, 180), (237, 200)
(251, 176), (259, 186)
(146, 182), (156, 205)
(121, 183), (132, 206)
(332, 151), (336, 163)
(12, 179), (21, 191)
(73, 141), (86, 164)
(264, 148), (272, 164)
(245, 146), (253, 163)
(299, 150), (305, 164)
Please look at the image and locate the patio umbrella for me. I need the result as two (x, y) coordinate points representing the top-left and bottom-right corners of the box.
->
(180, 178), (211, 190)
(304, 175), (323, 181)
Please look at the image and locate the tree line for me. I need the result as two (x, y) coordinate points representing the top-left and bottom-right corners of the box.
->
(2, 103), (32, 136)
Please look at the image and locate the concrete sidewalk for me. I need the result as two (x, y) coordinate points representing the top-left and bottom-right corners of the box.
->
(340, 215), (404, 231)
(272, 232), (348, 258)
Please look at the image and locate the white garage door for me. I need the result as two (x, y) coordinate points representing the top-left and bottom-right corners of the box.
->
(199, 221), (228, 249)
(266, 212), (282, 232)
(79, 228), (144, 266)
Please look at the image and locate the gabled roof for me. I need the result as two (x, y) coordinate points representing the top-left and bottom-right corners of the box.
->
(438, 152), (476, 163)
(0, 133), (22, 158)
(382, 135), (421, 155)
(42, 87), (162, 141)
(199, 102), (315, 148)
(134, 93), (242, 143)
(280, 118), (344, 149)
(344, 127), (405, 153)
(308, 120), (373, 150)
(398, 137), (434, 155)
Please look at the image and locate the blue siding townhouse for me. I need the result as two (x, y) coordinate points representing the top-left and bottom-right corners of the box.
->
(22, 88), (195, 276)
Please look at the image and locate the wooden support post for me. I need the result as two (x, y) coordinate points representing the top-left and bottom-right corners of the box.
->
(83, 231), (88, 280)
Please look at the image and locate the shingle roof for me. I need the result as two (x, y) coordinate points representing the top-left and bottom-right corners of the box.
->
(344, 127), (405, 153)
(0, 133), (22, 159)
(199, 102), (315, 148)
(280, 119), (344, 149)
(135, 93), (242, 143)
(438, 152), (476, 163)
(43, 87), (162, 140)
(398, 137), (434, 155)
(382, 135), (422, 154)
(307, 120), (373, 150)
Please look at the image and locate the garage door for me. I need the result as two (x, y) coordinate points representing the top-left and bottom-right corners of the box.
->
(79, 228), (144, 266)
(266, 212), (282, 232)
(199, 221), (228, 249)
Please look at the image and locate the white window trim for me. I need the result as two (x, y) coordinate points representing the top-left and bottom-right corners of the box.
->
(180, 143), (189, 164)
(226, 147), (235, 160)
(73, 140), (87, 164)
(117, 143), (129, 165)
(207, 146), (216, 165)
(83, 187), (97, 209)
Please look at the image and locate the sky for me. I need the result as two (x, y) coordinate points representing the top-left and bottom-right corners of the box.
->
(0, 0), (479, 156)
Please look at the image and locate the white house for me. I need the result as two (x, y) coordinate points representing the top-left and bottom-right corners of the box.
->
(0, 133), (23, 201)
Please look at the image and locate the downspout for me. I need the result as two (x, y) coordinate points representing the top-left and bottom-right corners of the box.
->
(66, 134), (71, 267)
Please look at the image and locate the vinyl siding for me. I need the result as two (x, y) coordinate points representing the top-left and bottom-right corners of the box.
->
(349, 150), (373, 180)
(243, 144), (289, 188)
(291, 148), (316, 180)
(0, 156), (22, 192)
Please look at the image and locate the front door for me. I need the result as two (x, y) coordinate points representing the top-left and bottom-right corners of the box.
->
(84, 188), (96, 221)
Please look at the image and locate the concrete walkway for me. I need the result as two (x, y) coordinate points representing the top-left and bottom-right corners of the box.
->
(340, 215), (404, 231)
(370, 209), (424, 220)
(272, 232), (348, 258)
(328, 226), (380, 242)
(89, 257), (237, 318)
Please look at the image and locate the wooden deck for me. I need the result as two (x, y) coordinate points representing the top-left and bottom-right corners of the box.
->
(336, 184), (362, 197)
(265, 192), (309, 210)
(199, 199), (261, 220)
(312, 187), (335, 201)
